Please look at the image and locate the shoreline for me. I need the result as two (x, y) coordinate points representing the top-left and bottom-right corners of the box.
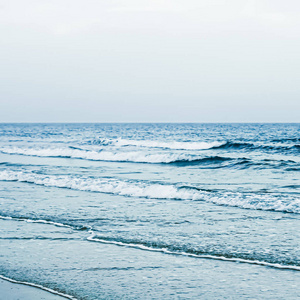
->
(0, 275), (76, 300)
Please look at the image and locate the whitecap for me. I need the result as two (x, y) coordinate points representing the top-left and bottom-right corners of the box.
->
(0, 170), (299, 214)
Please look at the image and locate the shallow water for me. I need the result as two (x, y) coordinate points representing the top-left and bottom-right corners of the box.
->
(0, 123), (299, 299)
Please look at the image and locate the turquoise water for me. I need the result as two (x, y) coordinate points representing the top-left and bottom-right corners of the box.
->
(0, 123), (299, 299)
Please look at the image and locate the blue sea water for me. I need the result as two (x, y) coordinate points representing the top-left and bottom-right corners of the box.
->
(0, 123), (299, 299)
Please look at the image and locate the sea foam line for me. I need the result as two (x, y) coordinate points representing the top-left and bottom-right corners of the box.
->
(87, 235), (300, 272)
(0, 215), (72, 228)
(0, 214), (93, 233)
(0, 275), (77, 299)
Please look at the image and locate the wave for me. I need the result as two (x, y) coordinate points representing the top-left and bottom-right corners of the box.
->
(271, 138), (300, 143)
(87, 138), (225, 150)
(1, 146), (298, 169)
(0, 146), (242, 165)
(2, 213), (299, 271)
(87, 234), (300, 271)
(2, 213), (298, 271)
(169, 156), (233, 166)
(1, 171), (299, 213)
(214, 141), (300, 153)
(0, 146), (214, 164)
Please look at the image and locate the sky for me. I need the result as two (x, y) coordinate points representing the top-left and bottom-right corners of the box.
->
(0, 0), (300, 122)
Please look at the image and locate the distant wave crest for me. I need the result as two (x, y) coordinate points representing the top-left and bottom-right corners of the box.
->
(0, 147), (299, 169)
(0, 146), (235, 165)
(88, 138), (225, 150)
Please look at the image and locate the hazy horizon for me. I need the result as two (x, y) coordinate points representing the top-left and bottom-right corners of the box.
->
(1, 0), (300, 123)
(0, 122), (299, 124)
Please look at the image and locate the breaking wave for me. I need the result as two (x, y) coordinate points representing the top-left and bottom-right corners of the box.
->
(87, 138), (225, 150)
(0, 146), (240, 165)
(0, 170), (299, 213)
(0, 146), (298, 169)
(0, 146), (216, 164)
(214, 141), (300, 153)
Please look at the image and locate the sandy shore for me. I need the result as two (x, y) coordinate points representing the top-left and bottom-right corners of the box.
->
(0, 278), (70, 300)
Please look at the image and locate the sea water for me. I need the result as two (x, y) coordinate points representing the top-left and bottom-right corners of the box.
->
(0, 123), (299, 299)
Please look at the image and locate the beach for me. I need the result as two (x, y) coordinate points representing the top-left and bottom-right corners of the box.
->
(0, 123), (299, 299)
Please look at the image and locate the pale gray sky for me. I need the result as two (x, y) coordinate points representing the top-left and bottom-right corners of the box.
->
(0, 0), (299, 122)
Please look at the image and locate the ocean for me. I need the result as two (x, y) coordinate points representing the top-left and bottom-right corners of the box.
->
(0, 123), (299, 299)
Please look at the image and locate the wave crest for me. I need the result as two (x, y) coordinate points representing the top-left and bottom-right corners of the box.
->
(0, 171), (299, 213)
(0, 146), (235, 165)
(87, 138), (225, 150)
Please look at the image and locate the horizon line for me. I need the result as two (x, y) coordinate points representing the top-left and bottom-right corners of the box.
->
(0, 122), (299, 124)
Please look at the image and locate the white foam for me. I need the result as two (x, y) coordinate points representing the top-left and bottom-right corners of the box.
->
(26, 219), (72, 228)
(0, 170), (200, 199)
(87, 235), (300, 271)
(113, 138), (224, 150)
(0, 216), (13, 220)
(0, 146), (194, 163)
(0, 170), (299, 213)
(0, 214), (72, 228)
